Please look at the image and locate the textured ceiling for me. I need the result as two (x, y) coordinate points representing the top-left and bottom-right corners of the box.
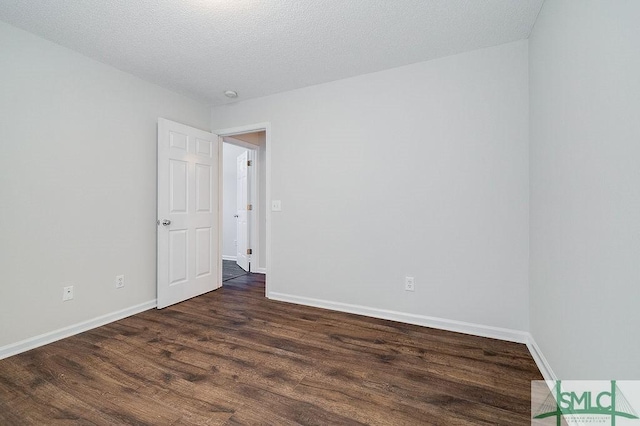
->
(0, 0), (544, 106)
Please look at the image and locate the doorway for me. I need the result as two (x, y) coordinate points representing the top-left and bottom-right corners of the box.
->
(219, 130), (267, 290)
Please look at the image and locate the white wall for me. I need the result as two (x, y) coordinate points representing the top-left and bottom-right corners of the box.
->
(529, 1), (640, 379)
(0, 22), (211, 348)
(222, 143), (248, 259)
(212, 40), (530, 332)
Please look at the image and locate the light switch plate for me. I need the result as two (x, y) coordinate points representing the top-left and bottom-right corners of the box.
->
(271, 200), (282, 211)
(63, 285), (74, 301)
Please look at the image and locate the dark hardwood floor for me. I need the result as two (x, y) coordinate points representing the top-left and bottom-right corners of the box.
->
(0, 273), (542, 425)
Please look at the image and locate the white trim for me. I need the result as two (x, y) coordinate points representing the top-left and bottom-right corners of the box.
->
(249, 149), (259, 277)
(251, 267), (267, 274)
(221, 136), (259, 151)
(215, 123), (271, 138)
(526, 333), (557, 381)
(265, 125), (271, 295)
(217, 136), (224, 290)
(268, 292), (529, 344)
(222, 255), (237, 261)
(244, 148), (260, 275)
(0, 299), (157, 360)
(215, 122), (271, 295)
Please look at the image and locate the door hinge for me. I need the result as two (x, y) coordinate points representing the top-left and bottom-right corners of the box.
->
(246, 249), (252, 255)
(247, 160), (252, 166)
(247, 204), (253, 211)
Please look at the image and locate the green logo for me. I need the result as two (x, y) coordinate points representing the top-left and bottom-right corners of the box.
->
(534, 380), (639, 425)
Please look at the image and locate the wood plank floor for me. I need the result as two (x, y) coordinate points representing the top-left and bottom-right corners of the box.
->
(0, 273), (542, 425)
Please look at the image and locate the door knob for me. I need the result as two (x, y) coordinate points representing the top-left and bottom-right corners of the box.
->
(161, 219), (171, 226)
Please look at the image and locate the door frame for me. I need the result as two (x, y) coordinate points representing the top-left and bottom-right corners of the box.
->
(215, 123), (271, 296)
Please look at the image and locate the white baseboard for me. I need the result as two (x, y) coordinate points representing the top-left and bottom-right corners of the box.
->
(268, 292), (529, 344)
(222, 255), (237, 261)
(526, 333), (557, 381)
(251, 267), (266, 274)
(0, 299), (157, 360)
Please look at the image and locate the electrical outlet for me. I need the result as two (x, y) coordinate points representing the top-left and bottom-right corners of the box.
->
(271, 200), (282, 211)
(63, 285), (74, 301)
(405, 277), (415, 292)
(115, 275), (125, 289)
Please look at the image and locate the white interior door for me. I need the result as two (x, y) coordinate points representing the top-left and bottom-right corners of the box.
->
(236, 151), (250, 272)
(157, 118), (219, 309)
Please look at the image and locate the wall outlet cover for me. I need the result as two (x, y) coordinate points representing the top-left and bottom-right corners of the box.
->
(405, 277), (415, 292)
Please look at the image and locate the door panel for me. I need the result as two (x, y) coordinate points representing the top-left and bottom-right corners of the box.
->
(196, 138), (212, 157)
(157, 118), (219, 309)
(169, 230), (188, 284)
(195, 164), (211, 212)
(195, 227), (212, 277)
(170, 160), (188, 213)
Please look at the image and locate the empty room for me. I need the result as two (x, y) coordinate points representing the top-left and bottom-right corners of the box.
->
(1, 1), (638, 425)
